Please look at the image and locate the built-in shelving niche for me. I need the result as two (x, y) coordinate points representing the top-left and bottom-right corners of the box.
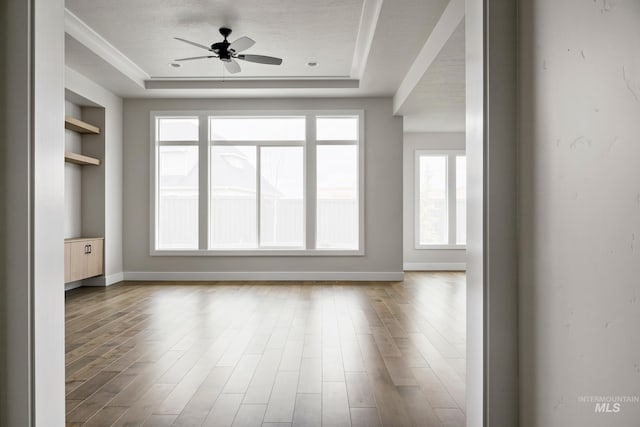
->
(64, 103), (105, 291)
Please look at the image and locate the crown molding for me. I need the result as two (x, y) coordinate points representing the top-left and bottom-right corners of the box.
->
(145, 78), (359, 90)
(64, 8), (149, 88)
(350, 0), (384, 79)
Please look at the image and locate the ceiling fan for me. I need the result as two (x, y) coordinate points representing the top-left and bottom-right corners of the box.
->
(173, 27), (283, 74)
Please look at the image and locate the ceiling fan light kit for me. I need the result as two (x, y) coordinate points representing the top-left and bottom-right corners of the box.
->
(174, 27), (283, 74)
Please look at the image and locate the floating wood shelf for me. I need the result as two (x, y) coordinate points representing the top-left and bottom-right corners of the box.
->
(65, 116), (100, 134)
(64, 152), (101, 166)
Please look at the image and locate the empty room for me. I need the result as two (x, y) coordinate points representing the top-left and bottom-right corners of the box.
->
(3, 0), (640, 427)
(64, 0), (470, 425)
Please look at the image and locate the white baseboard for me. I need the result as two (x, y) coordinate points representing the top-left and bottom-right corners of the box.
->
(403, 262), (466, 271)
(123, 271), (404, 282)
(105, 272), (124, 286)
(64, 281), (83, 291)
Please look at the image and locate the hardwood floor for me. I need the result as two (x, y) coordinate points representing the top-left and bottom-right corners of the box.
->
(65, 272), (466, 427)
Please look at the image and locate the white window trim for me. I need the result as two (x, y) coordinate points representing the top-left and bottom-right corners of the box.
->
(414, 149), (466, 250)
(150, 110), (365, 256)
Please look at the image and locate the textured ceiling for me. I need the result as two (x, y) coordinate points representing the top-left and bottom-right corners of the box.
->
(358, 0), (450, 95)
(64, 0), (466, 133)
(65, 0), (363, 78)
(402, 20), (465, 132)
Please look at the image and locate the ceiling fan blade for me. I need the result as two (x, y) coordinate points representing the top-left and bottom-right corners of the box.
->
(174, 37), (212, 52)
(228, 36), (255, 53)
(237, 54), (283, 65)
(224, 59), (241, 74)
(174, 55), (216, 61)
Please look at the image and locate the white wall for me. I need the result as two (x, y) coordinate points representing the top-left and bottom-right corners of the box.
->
(66, 67), (124, 285)
(466, 0), (519, 425)
(122, 97), (403, 280)
(1, 0), (67, 424)
(403, 132), (466, 270)
(34, 0), (67, 423)
(519, 0), (640, 425)
(65, 101), (83, 238)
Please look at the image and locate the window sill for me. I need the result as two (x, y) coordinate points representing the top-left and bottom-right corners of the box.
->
(415, 245), (466, 250)
(150, 249), (365, 257)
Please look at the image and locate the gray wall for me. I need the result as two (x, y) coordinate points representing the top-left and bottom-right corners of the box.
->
(123, 97), (403, 279)
(64, 101), (83, 238)
(519, 0), (640, 425)
(403, 132), (466, 270)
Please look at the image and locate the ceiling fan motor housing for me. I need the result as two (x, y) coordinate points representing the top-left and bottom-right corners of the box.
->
(173, 27), (282, 70)
(212, 28), (234, 60)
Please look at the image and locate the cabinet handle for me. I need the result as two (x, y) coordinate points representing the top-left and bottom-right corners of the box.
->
(88, 244), (92, 254)
(84, 244), (89, 254)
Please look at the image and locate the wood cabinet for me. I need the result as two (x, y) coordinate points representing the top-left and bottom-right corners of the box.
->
(64, 237), (104, 283)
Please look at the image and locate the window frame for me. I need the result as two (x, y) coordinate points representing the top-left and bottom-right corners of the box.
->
(150, 110), (365, 256)
(414, 149), (466, 250)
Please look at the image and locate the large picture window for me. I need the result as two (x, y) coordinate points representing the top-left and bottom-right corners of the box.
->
(415, 150), (466, 249)
(152, 112), (363, 255)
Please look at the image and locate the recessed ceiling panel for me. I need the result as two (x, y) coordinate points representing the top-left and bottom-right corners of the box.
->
(65, 0), (364, 78)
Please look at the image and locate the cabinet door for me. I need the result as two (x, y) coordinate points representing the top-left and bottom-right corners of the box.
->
(69, 241), (88, 282)
(64, 243), (71, 283)
(85, 239), (104, 278)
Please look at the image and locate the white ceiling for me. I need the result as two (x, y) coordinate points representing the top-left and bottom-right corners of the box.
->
(66, 0), (363, 79)
(64, 0), (465, 132)
(402, 20), (465, 132)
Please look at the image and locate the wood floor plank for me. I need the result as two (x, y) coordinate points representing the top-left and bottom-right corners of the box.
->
(111, 383), (175, 427)
(107, 350), (184, 407)
(244, 349), (284, 404)
(66, 371), (119, 400)
(66, 371), (139, 423)
(83, 405), (128, 427)
(202, 393), (244, 427)
(292, 394), (321, 427)
(397, 386), (443, 427)
(340, 339), (366, 373)
(345, 372), (376, 408)
(322, 346), (345, 382)
(302, 334), (322, 359)
(350, 407), (381, 427)
(263, 371), (299, 423)
(224, 354), (262, 394)
(322, 382), (351, 427)
(297, 357), (322, 394)
(142, 414), (178, 426)
(435, 408), (466, 427)
(65, 275), (466, 426)
(155, 333), (234, 415)
(355, 334), (413, 427)
(232, 404), (267, 427)
(382, 356), (418, 386)
(412, 367), (459, 409)
(279, 340), (304, 372)
(173, 366), (234, 426)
